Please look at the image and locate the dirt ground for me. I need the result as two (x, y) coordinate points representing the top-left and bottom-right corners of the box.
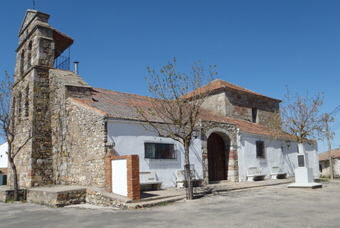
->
(1, 181), (340, 228)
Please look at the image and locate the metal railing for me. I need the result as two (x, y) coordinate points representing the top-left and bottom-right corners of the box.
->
(54, 55), (70, 71)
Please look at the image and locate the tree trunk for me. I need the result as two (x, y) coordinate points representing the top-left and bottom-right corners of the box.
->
(8, 157), (20, 201)
(184, 141), (193, 200)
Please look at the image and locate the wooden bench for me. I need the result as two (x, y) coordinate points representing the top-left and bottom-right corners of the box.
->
(176, 170), (203, 188)
(247, 167), (266, 181)
(140, 171), (163, 191)
(270, 166), (287, 179)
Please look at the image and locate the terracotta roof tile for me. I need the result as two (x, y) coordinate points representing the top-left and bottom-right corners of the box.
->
(74, 88), (164, 122)
(74, 87), (278, 137)
(182, 79), (281, 101)
(319, 148), (340, 161)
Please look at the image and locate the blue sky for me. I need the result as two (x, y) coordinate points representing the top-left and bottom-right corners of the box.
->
(1, 0), (340, 153)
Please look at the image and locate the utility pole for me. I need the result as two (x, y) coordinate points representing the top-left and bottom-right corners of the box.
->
(325, 113), (334, 179)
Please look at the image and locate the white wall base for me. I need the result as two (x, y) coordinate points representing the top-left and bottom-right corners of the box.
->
(288, 167), (322, 188)
(295, 167), (314, 183)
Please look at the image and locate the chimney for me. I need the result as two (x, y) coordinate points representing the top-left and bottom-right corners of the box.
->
(74, 61), (79, 74)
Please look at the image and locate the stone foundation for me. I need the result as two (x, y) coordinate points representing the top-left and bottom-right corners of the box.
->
(27, 188), (86, 207)
(0, 188), (26, 202)
(24, 186), (131, 208)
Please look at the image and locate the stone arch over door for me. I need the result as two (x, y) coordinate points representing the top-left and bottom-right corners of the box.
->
(202, 125), (239, 184)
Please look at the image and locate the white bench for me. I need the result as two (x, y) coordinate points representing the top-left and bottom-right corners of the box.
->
(247, 167), (266, 181)
(176, 170), (203, 188)
(270, 166), (287, 179)
(140, 171), (162, 190)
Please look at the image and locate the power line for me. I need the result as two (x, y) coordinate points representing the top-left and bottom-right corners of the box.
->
(331, 142), (340, 149)
(330, 120), (340, 131)
(330, 105), (340, 116)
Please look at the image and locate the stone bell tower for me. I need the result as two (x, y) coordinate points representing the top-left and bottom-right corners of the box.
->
(11, 10), (73, 187)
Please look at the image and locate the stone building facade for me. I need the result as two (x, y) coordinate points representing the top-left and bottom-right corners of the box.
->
(11, 10), (72, 187)
(10, 10), (319, 191)
(11, 10), (109, 188)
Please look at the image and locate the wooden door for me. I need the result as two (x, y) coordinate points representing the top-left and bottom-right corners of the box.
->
(208, 133), (226, 181)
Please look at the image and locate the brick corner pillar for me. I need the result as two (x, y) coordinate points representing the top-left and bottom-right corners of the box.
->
(228, 149), (239, 182)
(104, 151), (114, 193)
(127, 155), (140, 200)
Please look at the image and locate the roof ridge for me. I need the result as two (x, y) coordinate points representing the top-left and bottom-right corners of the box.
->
(214, 78), (258, 94)
(92, 87), (150, 99)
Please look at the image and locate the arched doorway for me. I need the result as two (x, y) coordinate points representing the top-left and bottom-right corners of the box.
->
(208, 133), (228, 181)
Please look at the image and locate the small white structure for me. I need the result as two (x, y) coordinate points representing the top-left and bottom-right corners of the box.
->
(0, 142), (8, 168)
(288, 144), (322, 188)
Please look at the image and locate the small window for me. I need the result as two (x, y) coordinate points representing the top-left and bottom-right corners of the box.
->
(24, 86), (29, 117)
(252, 108), (258, 123)
(18, 92), (22, 118)
(256, 140), (265, 158)
(27, 41), (32, 68)
(144, 143), (175, 159)
(20, 50), (25, 75)
(12, 97), (16, 126)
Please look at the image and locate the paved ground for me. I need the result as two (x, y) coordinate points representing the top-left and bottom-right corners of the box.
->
(1, 180), (339, 228)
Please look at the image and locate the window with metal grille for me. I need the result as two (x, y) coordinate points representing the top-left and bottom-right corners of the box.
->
(144, 143), (175, 159)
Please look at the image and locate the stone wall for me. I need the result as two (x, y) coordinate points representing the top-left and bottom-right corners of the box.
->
(49, 69), (107, 187)
(49, 70), (68, 185)
(27, 188), (86, 207)
(25, 187), (130, 208)
(11, 10), (55, 188)
(86, 188), (129, 208)
(201, 93), (227, 116)
(10, 71), (35, 187)
(224, 90), (280, 125)
(31, 68), (53, 186)
(201, 88), (280, 125)
(0, 189), (26, 202)
(62, 99), (106, 187)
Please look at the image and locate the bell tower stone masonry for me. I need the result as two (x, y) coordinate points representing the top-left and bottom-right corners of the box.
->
(11, 10), (73, 187)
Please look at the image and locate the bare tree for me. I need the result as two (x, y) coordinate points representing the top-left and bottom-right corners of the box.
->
(268, 87), (331, 148)
(0, 72), (31, 201)
(281, 87), (329, 144)
(137, 59), (216, 200)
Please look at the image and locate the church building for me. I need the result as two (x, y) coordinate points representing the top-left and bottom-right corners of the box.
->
(10, 10), (319, 193)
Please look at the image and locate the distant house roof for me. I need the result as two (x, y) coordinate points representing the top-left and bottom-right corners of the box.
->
(182, 79), (281, 102)
(319, 148), (340, 161)
(73, 86), (276, 137)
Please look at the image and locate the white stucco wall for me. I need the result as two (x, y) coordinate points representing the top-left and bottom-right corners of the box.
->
(107, 120), (203, 188)
(303, 143), (320, 178)
(238, 133), (319, 181)
(0, 142), (8, 168)
(334, 159), (340, 177)
(112, 159), (128, 196)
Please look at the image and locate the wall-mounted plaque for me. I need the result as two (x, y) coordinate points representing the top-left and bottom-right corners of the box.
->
(298, 155), (305, 167)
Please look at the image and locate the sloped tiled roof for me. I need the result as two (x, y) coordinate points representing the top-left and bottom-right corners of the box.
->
(182, 79), (281, 101)
(74, 87), (276, 137)
(50, 69), (90, 88)
(319, 148), (340, 161)
(74, 88), (165, 122)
